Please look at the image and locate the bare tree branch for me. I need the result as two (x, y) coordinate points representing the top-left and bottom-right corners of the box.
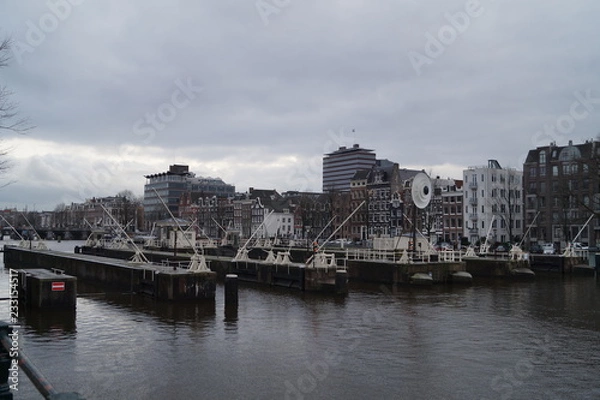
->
(0, 38), (11, 68)
(0, 35), (34, 185)
(0, 37), (34, 135)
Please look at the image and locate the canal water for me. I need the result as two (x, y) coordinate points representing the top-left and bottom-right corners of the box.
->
(1, 240), (599, 399)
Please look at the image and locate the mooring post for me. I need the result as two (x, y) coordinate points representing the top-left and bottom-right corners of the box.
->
(299, 266), (306, 291)
(224, 274), (238, 309)
(335, 270), (348, 295)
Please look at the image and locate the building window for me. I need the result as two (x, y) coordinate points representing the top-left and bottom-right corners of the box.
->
(553, 166), (558, 176)
(529, 167), (537, 177)
(539, 150), (546, 164)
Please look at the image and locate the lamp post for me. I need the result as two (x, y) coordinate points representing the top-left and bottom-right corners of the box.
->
(305, 226), (311, 260)
(173, 226), (178, 257)
(390, 195), (401, 237)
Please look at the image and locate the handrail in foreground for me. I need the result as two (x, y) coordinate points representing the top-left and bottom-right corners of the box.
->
(0, 321), (84, 399)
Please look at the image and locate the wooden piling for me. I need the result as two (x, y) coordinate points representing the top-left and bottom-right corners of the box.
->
(224, 274), (238, 309)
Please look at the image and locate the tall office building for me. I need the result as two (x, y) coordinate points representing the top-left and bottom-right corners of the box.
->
(144, 165), (194, 227)
(322, 144), (376, 192)
(144, 164), (236, 230)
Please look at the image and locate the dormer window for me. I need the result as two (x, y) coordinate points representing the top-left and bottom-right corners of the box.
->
(539, 150), (546, 164)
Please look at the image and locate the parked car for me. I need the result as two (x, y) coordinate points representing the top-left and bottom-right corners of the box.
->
(434, 242), (453, 251)
(529, 244), (543, 254)
(542, 243), (555, 255)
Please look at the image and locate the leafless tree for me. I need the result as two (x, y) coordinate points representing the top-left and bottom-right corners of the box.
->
(488, 168), (521, 243)
(116, 190), (143, 231)
(0, 37), (33, 179)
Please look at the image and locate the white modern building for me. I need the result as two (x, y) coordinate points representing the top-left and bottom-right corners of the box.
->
(463, 160), (524, 245)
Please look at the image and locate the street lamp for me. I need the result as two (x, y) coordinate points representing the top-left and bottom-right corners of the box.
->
(305, 226), (311, 257)
(390, 193), (402, 237)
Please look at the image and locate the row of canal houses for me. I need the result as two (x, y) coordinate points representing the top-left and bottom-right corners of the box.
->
(158, 138), (600, 249)
(6, 139), (595, 249)
(173, 163), (463, 245)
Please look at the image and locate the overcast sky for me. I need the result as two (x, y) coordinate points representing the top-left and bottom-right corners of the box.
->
(1, 0), (599, 210)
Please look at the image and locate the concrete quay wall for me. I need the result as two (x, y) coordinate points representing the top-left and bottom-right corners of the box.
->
(346, 260), (465, 284)
(229, 260), (347, 294)
(4, 246), (216, 301)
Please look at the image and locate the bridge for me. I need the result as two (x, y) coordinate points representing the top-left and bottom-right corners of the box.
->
(1, 227), (93, 241)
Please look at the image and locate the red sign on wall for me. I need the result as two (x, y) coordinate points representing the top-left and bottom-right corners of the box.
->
(51, 282), (65, 292)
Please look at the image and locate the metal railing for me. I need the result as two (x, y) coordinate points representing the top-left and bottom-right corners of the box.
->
(0, 321), (84, 399)
(346, 248), (463, 263)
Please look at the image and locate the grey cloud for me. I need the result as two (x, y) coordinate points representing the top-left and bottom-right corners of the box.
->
(0, 0), (599, 209)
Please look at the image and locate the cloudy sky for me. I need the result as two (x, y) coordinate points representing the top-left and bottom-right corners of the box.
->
(1, 0), (599, 210)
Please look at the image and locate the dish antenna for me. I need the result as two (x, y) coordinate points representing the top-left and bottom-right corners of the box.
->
(411, 172), (432, 209)
(410, 172), (432, 259)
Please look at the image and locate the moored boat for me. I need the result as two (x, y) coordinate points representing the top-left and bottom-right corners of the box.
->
(450, 271), (473, 284)
(410, 272), (433, 285)
(509, 267), (535, 279)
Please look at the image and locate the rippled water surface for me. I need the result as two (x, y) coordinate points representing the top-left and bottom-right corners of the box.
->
(1, 240), (599, 399)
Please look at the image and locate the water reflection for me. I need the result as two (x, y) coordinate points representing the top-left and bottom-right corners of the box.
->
(1, 247), (599, 399)
(224, 304), (238, 325)
(100, 292), (217, 326)
(18, 306), (77, 336)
